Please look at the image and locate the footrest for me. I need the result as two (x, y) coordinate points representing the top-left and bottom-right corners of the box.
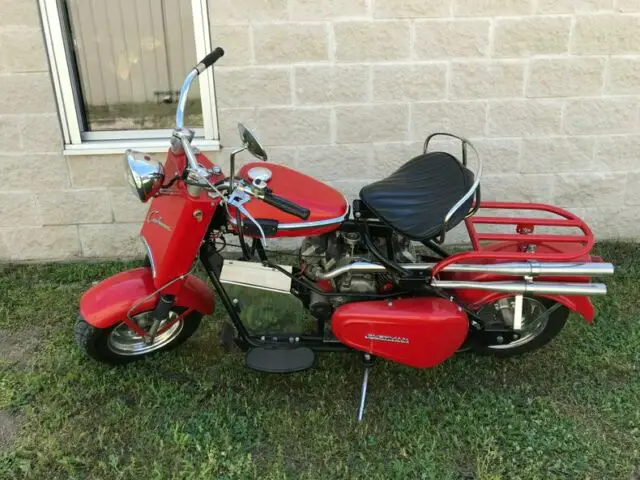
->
(245, 346), (315, 373)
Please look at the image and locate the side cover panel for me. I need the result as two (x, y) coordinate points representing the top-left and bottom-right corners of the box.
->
(80, 267), (214, 329)
(332, 297), (468, 368)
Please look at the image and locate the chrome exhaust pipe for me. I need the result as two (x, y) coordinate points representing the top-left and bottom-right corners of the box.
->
(443, 261), (615, 277)
(318, 262), (404, 279)
(431, 279), (608, 296)
(318, 261), (614, 280)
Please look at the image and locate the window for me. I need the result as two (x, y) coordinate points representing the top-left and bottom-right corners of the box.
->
(39, 0), (219, 154)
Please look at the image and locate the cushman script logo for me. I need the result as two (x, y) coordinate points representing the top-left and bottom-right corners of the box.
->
(365, 333), (410, 344)
(146, 210), (171, 232)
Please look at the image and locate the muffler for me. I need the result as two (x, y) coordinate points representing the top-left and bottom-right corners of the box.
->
(430, 279), (608, 296)
(318, 261), (615, 280)
(443, 261), (614, 277)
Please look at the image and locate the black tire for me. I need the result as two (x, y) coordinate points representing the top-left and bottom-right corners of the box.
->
(75, 308), (203, 365)
(472, 297), (569, 358)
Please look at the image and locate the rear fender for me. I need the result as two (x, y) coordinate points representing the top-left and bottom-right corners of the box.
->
(461, 291), (595, 323)
(444, 271), (596, 323)
(80, 267), (214, 329)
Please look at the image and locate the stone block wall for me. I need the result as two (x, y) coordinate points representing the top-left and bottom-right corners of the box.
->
(1, 0), (639, 260)
(212, 0), (640, 245)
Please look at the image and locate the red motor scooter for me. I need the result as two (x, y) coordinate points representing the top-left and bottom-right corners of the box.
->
(77, 48), (614, 420)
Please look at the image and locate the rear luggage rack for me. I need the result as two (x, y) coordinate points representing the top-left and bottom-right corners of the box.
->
(319, 199), (613, 297)
(431, 202), (596, 276)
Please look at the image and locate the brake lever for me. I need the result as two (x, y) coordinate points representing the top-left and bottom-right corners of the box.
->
(227, 188), (267, 246)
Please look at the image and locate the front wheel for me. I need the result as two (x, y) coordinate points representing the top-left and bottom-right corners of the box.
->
(472, 296), (569, 357)
(75, 308), (203, 364)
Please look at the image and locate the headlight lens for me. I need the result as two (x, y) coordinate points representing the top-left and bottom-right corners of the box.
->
(124, 150), (165, 203)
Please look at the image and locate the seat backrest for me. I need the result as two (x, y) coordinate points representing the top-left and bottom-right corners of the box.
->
(423, 133), (483, 244)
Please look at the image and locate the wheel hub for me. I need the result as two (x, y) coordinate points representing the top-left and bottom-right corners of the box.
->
(107, 312), (184, 356)
(477, 297), (550, 349)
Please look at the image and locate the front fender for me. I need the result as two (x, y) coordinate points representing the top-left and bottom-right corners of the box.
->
(80, 267), (214, 329)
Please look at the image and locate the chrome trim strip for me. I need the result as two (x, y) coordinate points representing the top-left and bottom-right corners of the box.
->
(140, 235), (156, 278)
(271, 195), (350, 230)
(278, 214), (348, 230)
(444, 138), (482, 226)
(423, 133), (483, 240)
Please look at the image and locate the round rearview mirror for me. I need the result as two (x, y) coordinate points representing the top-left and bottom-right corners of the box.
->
(238, 123), (268, 161)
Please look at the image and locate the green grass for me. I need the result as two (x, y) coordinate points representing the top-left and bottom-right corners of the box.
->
(0, 242), (639, 479)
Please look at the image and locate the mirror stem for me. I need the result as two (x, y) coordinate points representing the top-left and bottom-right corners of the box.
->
(229, 146), (247, 193)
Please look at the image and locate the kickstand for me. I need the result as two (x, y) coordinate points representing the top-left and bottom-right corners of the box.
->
(358, 354), (375, 422)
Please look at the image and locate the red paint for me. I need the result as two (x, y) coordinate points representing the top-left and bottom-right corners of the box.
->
(445, 288), (595, 323)
(440, 257), (598, 323)
(433, 202), (595, 276)
(430, 201), (600, 323)
(543, 295), (595, 323)
(228, 162), (348, 238)
(331, 297), (469, 368)
(80, 267), (214, 329)
(141, 150), (221, 288)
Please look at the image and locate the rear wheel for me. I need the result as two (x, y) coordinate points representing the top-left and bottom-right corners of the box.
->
(472, 296), (569, 357)
(76, 308), (202, 364)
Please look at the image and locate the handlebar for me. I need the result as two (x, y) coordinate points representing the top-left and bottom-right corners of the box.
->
(176, 47), (225, 131)
(170, 47), (310, 229)
(263, 190), (311, 220)
(175, 47), (225, 173)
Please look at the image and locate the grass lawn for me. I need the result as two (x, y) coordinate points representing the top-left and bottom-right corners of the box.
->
(0, 242), (639, 479)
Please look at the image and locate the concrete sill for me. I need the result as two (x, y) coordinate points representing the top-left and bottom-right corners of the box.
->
(63, 139), (222, 156)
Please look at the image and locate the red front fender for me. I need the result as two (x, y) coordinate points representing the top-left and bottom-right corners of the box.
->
(80, 267), (214, 329)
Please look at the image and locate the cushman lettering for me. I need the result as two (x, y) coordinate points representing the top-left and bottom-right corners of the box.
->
(146, 210), (171, 232)
(365, 333), (410, 344)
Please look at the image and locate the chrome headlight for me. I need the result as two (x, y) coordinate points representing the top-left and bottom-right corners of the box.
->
(124, 150), (165, 203)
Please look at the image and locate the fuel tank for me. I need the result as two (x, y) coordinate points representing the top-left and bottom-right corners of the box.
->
(331, 297), (469, 368)
(228, 162), (349, 238)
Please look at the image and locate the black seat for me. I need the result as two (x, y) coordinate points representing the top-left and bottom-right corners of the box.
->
(359, 152), (474, 242)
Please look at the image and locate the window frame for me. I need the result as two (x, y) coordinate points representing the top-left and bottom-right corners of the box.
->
(38, 0), (220, 155)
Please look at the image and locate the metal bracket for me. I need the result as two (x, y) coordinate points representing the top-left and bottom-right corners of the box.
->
(228, 190), (268, 245)
(513, 294), (524, 331)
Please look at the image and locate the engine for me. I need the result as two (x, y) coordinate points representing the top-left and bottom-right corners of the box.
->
(299, 231), (417, 303)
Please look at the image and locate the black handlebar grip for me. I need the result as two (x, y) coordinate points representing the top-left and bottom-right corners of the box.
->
(195, 47), (225, 73)
(263, 192), (311, 220)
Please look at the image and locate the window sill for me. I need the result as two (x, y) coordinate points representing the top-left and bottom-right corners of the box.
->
(63, 138), (221, 156)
